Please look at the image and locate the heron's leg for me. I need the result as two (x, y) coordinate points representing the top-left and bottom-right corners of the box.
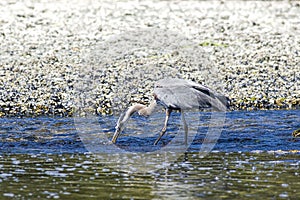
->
(181, 111), (188, 146)
(154, 109), (171, 145)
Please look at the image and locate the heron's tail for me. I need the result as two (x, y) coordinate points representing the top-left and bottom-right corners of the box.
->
(214, 94), (230, 111)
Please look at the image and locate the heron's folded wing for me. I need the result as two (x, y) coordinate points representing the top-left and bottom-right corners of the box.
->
(154, 78), (228, 111)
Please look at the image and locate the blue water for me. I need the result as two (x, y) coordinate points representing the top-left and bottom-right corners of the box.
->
(215, 110), (300, 152)
(0, 110), (299, 199)
(0, 110), (299, 154)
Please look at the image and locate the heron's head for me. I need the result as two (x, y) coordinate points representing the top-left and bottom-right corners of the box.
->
(111, 104), (149, 144)
(112, 125), (122, 143)
(111, 112), (126, 144)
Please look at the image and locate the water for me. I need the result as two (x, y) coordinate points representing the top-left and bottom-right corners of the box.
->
(0, 110), (299, 199)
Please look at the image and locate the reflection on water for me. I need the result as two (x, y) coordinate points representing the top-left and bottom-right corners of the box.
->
(0, 152), (299, 199)
(0, 110), (299, 199)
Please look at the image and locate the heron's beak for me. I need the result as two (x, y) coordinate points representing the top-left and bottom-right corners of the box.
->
(112, 127), (121, 143)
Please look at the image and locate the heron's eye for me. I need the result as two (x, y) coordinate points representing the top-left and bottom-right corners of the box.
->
(155, 84), (163, 88)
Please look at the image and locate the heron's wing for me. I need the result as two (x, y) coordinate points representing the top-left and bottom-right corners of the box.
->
(188, 82), (228, 111)
(154, 78), (228, 111)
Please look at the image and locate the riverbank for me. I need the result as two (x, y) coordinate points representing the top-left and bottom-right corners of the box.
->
(0, 0), (299, 117)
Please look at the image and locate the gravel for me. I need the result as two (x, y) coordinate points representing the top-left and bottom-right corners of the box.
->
(0, 0), (299, 117)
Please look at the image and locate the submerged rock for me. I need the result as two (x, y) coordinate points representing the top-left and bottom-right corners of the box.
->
(293, 129), (300, 138)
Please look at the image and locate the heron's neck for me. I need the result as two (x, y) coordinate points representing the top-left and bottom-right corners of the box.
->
(138, 100), (157, 116)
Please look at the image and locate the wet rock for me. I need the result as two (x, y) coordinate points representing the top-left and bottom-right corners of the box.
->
(292, 129), (300, 138)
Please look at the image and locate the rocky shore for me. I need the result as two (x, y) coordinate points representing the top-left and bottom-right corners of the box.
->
(0, 0), (299, 117)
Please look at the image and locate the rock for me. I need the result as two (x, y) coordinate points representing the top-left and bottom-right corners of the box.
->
(292, 129), (300, 138)
(0, 0), (299, 116)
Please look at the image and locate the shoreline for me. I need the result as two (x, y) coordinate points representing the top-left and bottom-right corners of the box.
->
(0, 0), (299, 117)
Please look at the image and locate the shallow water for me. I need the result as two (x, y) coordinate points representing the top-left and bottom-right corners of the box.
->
(0, 110), (299, 199)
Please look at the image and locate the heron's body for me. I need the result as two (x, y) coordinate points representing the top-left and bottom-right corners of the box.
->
(112, 78), (229, 145)
(153, 78), (228, 111)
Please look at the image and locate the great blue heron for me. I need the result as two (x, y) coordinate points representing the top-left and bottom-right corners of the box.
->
(112, 78), (229, 145)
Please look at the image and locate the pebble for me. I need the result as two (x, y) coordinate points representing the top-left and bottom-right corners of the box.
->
(0, 0), (299, 117)
(293, 129), (300, 138)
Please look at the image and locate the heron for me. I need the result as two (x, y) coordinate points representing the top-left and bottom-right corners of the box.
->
(111, 78), (229, 145)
